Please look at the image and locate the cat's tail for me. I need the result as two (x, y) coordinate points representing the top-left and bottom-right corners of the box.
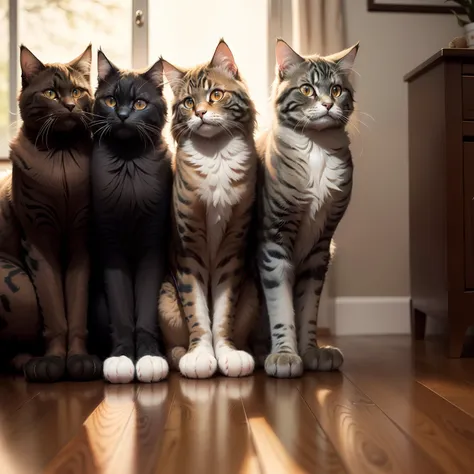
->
(158, 277), (189, 371)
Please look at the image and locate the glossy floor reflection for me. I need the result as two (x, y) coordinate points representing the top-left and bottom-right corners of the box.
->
(1, 336), (474, 473)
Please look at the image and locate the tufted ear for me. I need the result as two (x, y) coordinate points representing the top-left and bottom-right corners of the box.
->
(20, 45), (45, 87)
(275, 38), (304, 78)
(97, 49), (119, 82)
(210, 39), (238, 78)
(143, 59), (163, 90)
(162, 59), (186, 95)
(325, 43), (359, 71)
(69, 44), (92, 81)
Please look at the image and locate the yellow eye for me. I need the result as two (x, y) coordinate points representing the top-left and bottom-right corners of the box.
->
(71, 88), (83, 99)
(299, 84), (314, 97)
(331, 85), (342, 98)
(210, 89), (224, 102)
(105, 96), (117, 108)
(184, 97), (194, 109)
(43, 89), (57, 100)
(133, 99), (147, 110)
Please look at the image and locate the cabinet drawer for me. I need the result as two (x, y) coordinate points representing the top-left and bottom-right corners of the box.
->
(463, 76), (474, 120)
(464, 142), (474, 289)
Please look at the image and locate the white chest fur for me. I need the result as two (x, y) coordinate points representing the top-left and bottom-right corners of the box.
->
(280, 128), (351, 264)
(182, 136), (251, 264)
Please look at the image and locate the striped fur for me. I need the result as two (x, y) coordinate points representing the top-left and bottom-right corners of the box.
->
(158, 40), (259, 378)
(258, 40), (359, 378)
(0, 46), (101, 382)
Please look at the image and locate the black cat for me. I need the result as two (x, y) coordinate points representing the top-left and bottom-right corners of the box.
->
(88, 51), (172, 383)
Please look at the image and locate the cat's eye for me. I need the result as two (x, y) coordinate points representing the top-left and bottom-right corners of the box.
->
(105, 96), (117, 108)
(299, 84), (315, 97)
(72, 88), (83, 99)
(210, 89), (224, 102)
(331, 85), (342, 98)
(133, 99), (147, 111)
(43, 89), (57, 100)
(183, 97), (194, 109)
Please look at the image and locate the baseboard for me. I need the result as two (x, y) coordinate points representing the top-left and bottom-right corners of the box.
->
(331, 297), (411, 336)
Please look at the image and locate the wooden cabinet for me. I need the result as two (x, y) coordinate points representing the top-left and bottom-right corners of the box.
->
(405, 49), (474, 357)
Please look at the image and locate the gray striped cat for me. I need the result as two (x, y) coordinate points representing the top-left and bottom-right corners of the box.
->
(258, 39), (359, 378)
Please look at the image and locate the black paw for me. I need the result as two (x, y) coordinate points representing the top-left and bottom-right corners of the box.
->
(67, 354), (102, 381)
(24, 356), (66, 383)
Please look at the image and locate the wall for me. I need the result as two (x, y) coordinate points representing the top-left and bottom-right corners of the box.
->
(334, 0), (462, 300)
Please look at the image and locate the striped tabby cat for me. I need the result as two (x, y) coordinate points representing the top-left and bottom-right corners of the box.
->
(0, 45), (100, 381)
(258, 39), (359, 378)
(158, 40), (259, 379)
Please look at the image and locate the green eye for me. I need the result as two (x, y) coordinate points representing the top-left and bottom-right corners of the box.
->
(331, 85), (342, 98)
(105, 96), (117, 107)
(43, 89), (57, 100)
(299, 84), (315, 97)
(183, 97), (194, 109)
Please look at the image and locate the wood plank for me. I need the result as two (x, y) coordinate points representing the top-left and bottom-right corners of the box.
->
(44, 384), (137, 474)
(337, 336), (474, 474)
(0, 376), (40, 423)
(154, 375), (260, 474)
(0, 381), (104, 474)
(243, 373), (346, 474)
(298, 372), (442, 474)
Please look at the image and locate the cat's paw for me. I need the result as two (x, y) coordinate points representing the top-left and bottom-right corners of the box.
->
(303, 346), (344, 371)
(67, 354), (102, 381)
(103, 356), (135, 384)
(24, 356), (66, 383)
(136, 356), (169, 383)
(179, 350), (217, 379)
(218, 350), (255, 377)
(265, 353), (303, 378)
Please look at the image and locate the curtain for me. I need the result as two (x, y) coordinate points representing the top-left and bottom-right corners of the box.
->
(291, 0), (345, 56)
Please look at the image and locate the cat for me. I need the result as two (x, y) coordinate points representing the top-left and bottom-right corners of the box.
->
(257, 39), (359, 378)
(157, 40), (259, 379)
(88, 51), (172, 384)
(0, 44), (101, 382)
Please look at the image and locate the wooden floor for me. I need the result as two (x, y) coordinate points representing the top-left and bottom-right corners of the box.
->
(2, 336), (474, 474)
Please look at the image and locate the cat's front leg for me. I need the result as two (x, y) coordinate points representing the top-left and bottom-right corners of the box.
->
(296, 238), (343, 371)
(212, 252), (255, 378)
(134, 250), (169, 383)
(176, 255), (216, 379)
(65, 235), (102, 381)
(22, 238), (67, 382)
(103, 251), (135, 384)
(258, 241), (303, 378)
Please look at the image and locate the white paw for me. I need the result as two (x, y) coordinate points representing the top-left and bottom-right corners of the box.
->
(303, 346), (344, 371)
(103, 356), (135, 384)
(265, 353), (303, 378)
(218, 350), (255, 377)
(136, 356), (169, 383)
(179, 350), (217, 379)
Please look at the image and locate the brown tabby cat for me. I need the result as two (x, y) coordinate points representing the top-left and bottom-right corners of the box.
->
(0, 45), (101, 382)
(158, 40), (259, 379)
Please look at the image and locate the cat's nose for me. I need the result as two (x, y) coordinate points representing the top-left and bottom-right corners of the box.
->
(117, 108), (130, 122)
(196, 109), (207, 119)
(322, 102), (333, 111)
(63, 102), (75, 112)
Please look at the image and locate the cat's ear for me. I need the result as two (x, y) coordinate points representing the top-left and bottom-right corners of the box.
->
(68, 44), (92, 80)
(275, 39), (304, 78)
(143, 59), (163, 90)
(325, 43), (359, 71)
(20, 45), (45, 87)
(162, 59), (185, 95)
(210, 39), (238, 78)
(97, 49), (118, 82)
